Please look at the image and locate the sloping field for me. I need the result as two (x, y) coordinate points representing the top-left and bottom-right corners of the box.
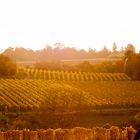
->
(0, 79), (140, 112)
(17, 68), (131, 81)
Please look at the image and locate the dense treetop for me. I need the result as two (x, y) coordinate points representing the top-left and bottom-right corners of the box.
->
(0, 54), (17, 77)
(2, 43), (126, 61)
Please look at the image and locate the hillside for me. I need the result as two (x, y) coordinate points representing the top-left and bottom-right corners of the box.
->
(0, 79), (140, 113)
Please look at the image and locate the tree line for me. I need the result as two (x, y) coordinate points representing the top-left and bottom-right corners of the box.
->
(2, 42), (125, 61)
(0, 43), (140, 80)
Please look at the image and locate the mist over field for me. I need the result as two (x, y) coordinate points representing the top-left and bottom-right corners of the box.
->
(0, 0), (140, 139)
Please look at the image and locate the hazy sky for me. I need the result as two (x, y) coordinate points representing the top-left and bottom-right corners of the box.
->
(0, 0), (140, 51)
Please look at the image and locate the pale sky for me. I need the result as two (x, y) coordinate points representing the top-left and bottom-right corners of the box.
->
(0, 0), (140, 52)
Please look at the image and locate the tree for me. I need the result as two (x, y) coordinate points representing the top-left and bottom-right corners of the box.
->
(112, 42), (117, 53)
(124, 48), (140, 80)
(2, 47), (15, 60)
(88, 48), (96, 58)
(0, 55), (17, 77)
(77, 61), (93, 72)
(99, 45), (111, 57)
(125, 43), (135, 53)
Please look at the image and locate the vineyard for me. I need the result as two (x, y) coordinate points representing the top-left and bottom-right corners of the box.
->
(0, 79), (140, 112)
(16, 68), (131, 81)
(0, 126), (136, 140)
(0, 73), (139, 139)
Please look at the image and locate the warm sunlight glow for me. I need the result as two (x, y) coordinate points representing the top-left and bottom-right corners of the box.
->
(0, 0), (140, 51)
